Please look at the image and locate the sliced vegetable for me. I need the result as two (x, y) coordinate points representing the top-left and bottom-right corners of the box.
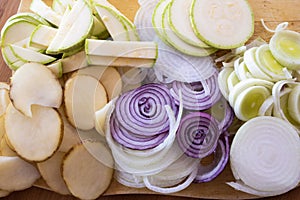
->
(10, 63), (62, 117)
(269, 30), (300, 70)
(5, 104), (62, 162)
(162, 3), (216, 57)
(152, 0), (172, 41)
(176, 112), (220, 158)
(30, 0), (62, 27)
(37, 151), (70, 195)
(190, 0), (254, 49)
(168, 0), (210, 48)
(29, 24), (57, 50)
(64, 74), (107, 130)
(62, 142), (114, 200)
(170, 73), (221, 110)
(0, 156), (40, 191)
(229, 116), (300, 196)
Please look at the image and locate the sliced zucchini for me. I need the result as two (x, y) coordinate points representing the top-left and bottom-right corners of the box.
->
(168, 0), (210, 48)
(162, 4), (217, 56)
(190, 0), (254, 49)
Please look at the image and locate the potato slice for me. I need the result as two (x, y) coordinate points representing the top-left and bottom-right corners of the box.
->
(62, 142), (113, 200)
(64, 75), (107, 130)
(77, 66), (122, 100)
(0, 156), (40, 191)
(0, 190), (10, 198)
(57, 107), (81, 152)
(10, 63), (62, 117)
(37, 151), (70, 195)
(0, 136), (17, 157)
(5, 104), (62, 162)
(0, 85), (10, 117)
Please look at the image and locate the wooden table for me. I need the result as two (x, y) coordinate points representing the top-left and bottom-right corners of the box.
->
(0, 0), (300, 200)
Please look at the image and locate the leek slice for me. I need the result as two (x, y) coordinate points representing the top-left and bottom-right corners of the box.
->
(287, 85), (300, 124)
(218, 67), (234, 100)
(229, 116), (300, 197)
(255, 44), (289, 81)
(227, 71), (240, 91)
(234, 86), (271, 121)
(269, 30), (300, 70)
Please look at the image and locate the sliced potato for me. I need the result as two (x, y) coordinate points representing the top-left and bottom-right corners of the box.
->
(5, 104), (62, 162)
(77, 66), (122, 100)
(57, 107), (81, 152)
(95, 100), (115, 136)
(37, 151), (70, 195)
(0, 156), (40, 191)
(0, 190), (10, 198)
(0, 116), (6, 143)
(64, 75), (107, 130)
(62, 142), (113, 200)
(0, 87), (10, 117)
(10, 63), (62, 117)
(0, 136), (17, 157)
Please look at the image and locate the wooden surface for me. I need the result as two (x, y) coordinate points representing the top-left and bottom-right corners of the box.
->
(0, 0), (300, 200)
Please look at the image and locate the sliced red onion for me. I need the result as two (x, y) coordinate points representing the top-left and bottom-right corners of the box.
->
(110, 112), (169, 150)
(170, 73), (221, 111)
(176, 112), (221, 158)
(113, 83), (177, 138)
(194, 133), (229, 183)
(207, 97), (234, 132)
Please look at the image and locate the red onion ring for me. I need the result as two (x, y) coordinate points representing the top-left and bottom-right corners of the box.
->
(176, 112), (221, 158)
(194, 132), (230, 183)
(170, 73), (221, 111)
(111, 83), (178, 149)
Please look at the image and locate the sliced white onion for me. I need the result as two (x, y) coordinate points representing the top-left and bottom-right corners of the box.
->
(229, 116), (300, 197)
(153, 37), (217, 83)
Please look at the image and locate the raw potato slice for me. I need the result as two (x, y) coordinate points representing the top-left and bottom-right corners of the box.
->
(85, 39), (157, 59)
(0, 190), (10, 198)
(0, 87), (10, 116)
(0, 136), (17, 157)
(5, 104), (63, 162)
(37, 151), (70, 195)
(61, 51), (89, 73)
(190, 0), (254, 49)
(62, 142), (114, 200)
(64, 75), (107, 130)
(10, 63), (62, 117)
(95, 100), (114, 136)
(57, 108), (81, 153)
(77, 66), (122, 100)
(0, 156), (40, 191)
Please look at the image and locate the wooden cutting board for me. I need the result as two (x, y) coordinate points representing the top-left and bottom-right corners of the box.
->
(0, 0), (300, 200)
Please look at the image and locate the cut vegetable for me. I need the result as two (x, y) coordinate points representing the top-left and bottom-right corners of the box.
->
(1, 19), (37, 47)
(64, 75), (107, 130)
(6, 12), (50, 26)
(0, 136), (18, 157)
(95, 101), (114, 136)
(30, 0), (62, 27)
(37, 151), (70, 195)
(0, 156), (40, 191)
(234, 85), (271, 121)
(61, 51), (88, 73)
(269, 30), (300, 70)
(94, 4), (129, 41)
(62, 142), (114, 200)
(9, 44), (56, 64)
(46, 61), (63, 78)
(10, 63), (62, 117)
(30, 24), (57, 49)
(162, 3), (216, 57)
(76, 66), (122, 100)
(87, 55), (156, 68)
(229, 116), (300, 196)
(287, 85), (300, 124)
(190, 0), (254, 49)
(5, 104), (62, 162)
(47, 0), (93, 54)
(85, 39), (157, 59)
(152, 0), (172, 41)
(0, 86), (10, 116)
(168, 0), (210, 48)
(218, 67), (234, 100)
